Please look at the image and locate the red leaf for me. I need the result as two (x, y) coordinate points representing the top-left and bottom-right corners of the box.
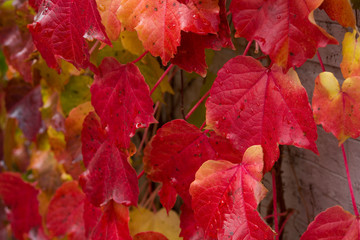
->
(179, 0), (219, 35)
(230, 0), (337, 70)
(117, 0), (220, 65)
(133, 231), (169, 240)
(206, 56), (318, 172)
(46, 181), (86, 240)
(5, 81), (43, 141)
(89, 201), (132, 240)
(180, 204), (207, 240)
(170, 0), (233, 77)
(28, 0), (110, 72)
(158, 183), (177, 213)
(0, 25), (35, 83)
(189, 146), (274, 239)
(0, 172), (42, 240)
(144, 119), (240, 209)
(80, 112), (139, 207)
(312, 72), (360, 144)
(301, 205), (360, 239)
(91, 57), (156, 149)
(81, 112), (106, 167)
(83, 198), (102, 238)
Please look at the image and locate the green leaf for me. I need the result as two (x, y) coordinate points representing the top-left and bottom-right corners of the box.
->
(60, 75), (93, 116)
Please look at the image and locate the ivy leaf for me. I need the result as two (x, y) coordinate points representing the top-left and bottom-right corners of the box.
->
(301, 205), (360, 239)
(0, 172), (42, 240)
(28, 0), (111, 72)
(60, 75), (93, 116)
(341, 30), (360, 79)
(158, 183), (177, 214)
(91, 57), (156, 149)
(90, 200), (132, 240)
(180, 204), (207, 240)
(230, 0), (337, 70)
(312, 72), (360, 144)
(46, 181), (86, 240)
(129, 207), (181, 240)
(96, 0), (122, 41)
(206, 56), (318, 172)
(133, 232), (169, 240)
(320, 0), (356, 28)
(144, 119), (241, 209)
(5, 81), (43, 141)
(189, 145), (274, 239)
(179, 0), (220, 35)
(0, 4), (35, 83)
(80, 112), (139, 207)
(117, 0), (220, 65)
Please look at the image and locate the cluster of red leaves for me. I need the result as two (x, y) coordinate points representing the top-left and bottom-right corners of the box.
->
(1, 0), (360, 239)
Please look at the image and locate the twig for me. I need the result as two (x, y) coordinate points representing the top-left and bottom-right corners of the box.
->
(316, 51), (326, 72)
(89, 40), (100, 55)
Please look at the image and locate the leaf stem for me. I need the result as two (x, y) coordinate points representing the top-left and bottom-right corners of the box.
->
(243, 40), (252, 56)
(279, 210), (294, 236)
(200, 121), (206, 130)
(341, 144), (359, 217)
(272, 168), (279, 239)
(316, 51), (326, 72)
(131, 51), (149, 64)
(185, 90), (210, 120)
(150, 64), (174, 95)
(89, 40), (100, 55)
(137, 170), (145, 179)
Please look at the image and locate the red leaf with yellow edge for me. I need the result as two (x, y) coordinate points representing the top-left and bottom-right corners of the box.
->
(133, 232), (169, 240)
(301, 205), (360, 239)
(341, 30), (360, 79)
(116, 0), (220, 65)
(230, 0), (337, 70)
(189, 145), (274, 239)
(0, 172), (42, 240)
(144, 119), (241, 209)
(28, 0), (110, 72)
(320, 0), (355, 28)
(96, 0), (122, 41)
(91, 57), (156, 149)
(89, 200), (132, 240)
(312, 72), (360, 144)
(206, 56), (318, 172)
(80, 112), (139, 207)
(46, 181), (86, 240)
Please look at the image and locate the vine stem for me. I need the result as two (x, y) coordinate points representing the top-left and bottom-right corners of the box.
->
(243, 40), (252, 56)
(131, 51), (149, 64)
(150, 64), (174, 95)
(185, 90), (210, 120)
(272, 168), (279, 239)
(341, 144), (359, 217)
(316, 51), (326, 72)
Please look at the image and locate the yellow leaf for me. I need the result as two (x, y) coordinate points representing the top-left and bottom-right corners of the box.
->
(96, 0), (122, 41)
(120, 31), (145, 56)
(341, 30), (360, 79)
(129, 207), (181, 240)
